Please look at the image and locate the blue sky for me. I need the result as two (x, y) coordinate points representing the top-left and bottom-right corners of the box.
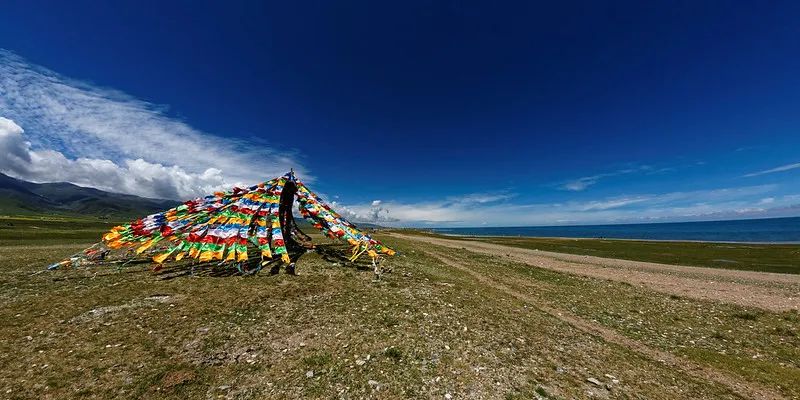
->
(1, 1), (799, 226)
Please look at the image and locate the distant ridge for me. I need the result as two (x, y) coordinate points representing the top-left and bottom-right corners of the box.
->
(0, 173), (178, 219)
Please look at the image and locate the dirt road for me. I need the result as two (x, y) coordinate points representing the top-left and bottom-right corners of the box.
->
(389, 233), (800, 312)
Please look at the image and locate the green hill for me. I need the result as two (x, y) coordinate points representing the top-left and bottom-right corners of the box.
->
(0, 173), (178, 219)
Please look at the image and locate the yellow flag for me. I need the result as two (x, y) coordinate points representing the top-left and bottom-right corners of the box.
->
(152, 251), (172, 264)
(103, 232), (120, 242)
(199, 251), (214, 262)
(135, 240), (154, 254)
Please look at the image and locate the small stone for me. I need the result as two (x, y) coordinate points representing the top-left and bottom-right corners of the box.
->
(218, 385), (231, 391)
(25, 336), (33, 341)
(604, 374), (617, 380)
(356, 359), (366, 366)
(445, 394), (453, 399)
(587, 377), (602, 386)
(368, 379), (380, 387)
(306, 370), (314, 378)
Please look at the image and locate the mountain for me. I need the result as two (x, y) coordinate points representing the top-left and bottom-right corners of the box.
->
(0, 173), (178, 219)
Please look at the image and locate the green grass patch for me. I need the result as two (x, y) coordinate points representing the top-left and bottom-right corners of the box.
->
(0, 216), (117, 245)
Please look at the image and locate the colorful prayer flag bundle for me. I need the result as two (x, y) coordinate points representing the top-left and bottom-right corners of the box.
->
(50, 171), (394, 272)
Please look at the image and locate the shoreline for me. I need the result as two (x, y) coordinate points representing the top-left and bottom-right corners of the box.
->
(430, 232), (800, 245)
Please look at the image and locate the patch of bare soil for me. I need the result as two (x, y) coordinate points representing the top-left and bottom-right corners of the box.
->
(161, 369), (196, 388)
(390, 233), (800, 312)
(69, 294), (177, 323)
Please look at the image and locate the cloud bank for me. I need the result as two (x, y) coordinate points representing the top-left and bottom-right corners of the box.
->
(339, 185), (800, 227)
(0, 50), (305, 199)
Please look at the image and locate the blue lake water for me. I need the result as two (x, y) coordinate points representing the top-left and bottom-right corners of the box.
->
(429, 217), (800, 243)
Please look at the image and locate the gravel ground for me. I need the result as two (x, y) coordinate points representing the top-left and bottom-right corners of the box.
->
(389, 233), (800, 312)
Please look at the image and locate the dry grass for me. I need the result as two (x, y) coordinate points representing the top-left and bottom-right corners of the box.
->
(0, 227), (797, 399)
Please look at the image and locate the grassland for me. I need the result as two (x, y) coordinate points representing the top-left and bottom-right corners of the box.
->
(0, 216), (118, 245)
(0, 220), (798, 399)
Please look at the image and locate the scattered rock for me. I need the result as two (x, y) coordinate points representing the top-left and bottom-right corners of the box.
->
(218, 385), (231, 391)
(604, 374), (619, 384)
(445, 393), (453, 399)
(145, 294), (172, 303)
(368, 379), (380, 389)
(355, 359), (366, 366)
(587, 377), (602, 386)
(306, 370), (314, 378)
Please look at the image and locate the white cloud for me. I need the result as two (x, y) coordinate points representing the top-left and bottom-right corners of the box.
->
(339, 184), (798, 227)
(562, 176), (602, 191)
(331, 191), (515, 224)
(331, 199), (396, 223)
(744, 162), (800, 177)
(560, 165), (651, 191)
(0, 116), (229, 199)
(0, 117), (31, 172)
(456, 193), (514, 204)
(578, 197), (650, 211)
(0, 50), (307, 199)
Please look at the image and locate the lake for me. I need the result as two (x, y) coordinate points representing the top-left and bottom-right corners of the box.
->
(429, 216), (800, 243)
